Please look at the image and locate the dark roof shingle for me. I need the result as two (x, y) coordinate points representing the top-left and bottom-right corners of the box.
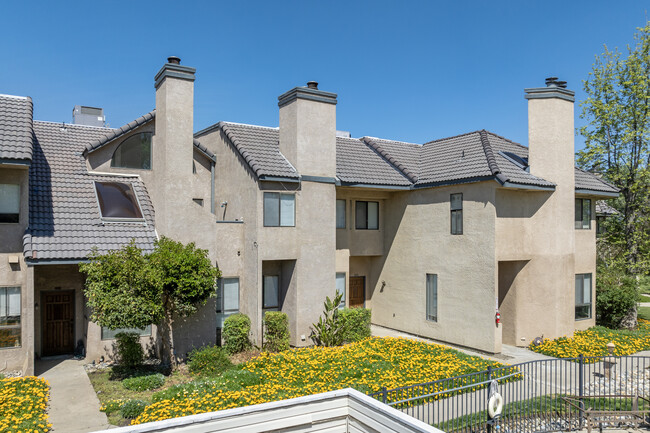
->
(0, 94), (33, 161)
(25, 121), (157, 261)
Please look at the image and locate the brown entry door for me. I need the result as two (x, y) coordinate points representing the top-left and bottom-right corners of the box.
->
(42, 291), (75, 356)
(349, 276), (365, 308)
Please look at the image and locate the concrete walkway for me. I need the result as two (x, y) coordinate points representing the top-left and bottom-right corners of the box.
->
(37, 357), (110, 433)
(372, 324), (553, 364)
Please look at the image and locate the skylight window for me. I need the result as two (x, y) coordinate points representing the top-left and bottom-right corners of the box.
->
(499, 151), (529, 171)
(94, 181), (144, 220)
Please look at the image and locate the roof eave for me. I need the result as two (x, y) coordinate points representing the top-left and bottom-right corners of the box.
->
(0, 158), (31, 167)
(575, 188), (619, 198)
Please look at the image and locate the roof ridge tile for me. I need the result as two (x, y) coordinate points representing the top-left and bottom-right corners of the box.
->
(362, 137), (418, 183)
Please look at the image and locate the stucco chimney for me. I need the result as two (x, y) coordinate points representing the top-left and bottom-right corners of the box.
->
(153, 56), (196, 235)
(524, 77), (575, 186)
(278, 82), (337, 178)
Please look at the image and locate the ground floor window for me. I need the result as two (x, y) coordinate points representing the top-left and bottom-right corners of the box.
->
(336, 273), (346, 309)
(263, 275), (280, 311)
(217, 277), (240, 328)
(101, 325), (151, 340)
(575, 273), (592, 320)
(0, 287), (21, 348)
(426, 274), (437, 322)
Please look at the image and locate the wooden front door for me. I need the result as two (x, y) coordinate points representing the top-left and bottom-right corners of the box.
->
(349, 276), (365, 308)
(42, 291), (75, 356)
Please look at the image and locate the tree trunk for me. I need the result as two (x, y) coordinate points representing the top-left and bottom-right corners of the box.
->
(158, 294), (176, 367)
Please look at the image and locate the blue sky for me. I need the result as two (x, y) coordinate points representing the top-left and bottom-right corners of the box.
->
(1, 1), (647, 151)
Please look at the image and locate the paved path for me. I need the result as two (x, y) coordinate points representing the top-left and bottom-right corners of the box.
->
(37, 357), (110, 433)
(371, 324), (553, 364)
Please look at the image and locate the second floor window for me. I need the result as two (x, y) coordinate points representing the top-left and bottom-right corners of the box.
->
(264, 192), (295, 227)
(450, 193), (463, 235)
(355, 201), (379, 230)
(336, 199), (346, 229)
(111, 132), (152, 169)
(0, 184), (20, 223)
(575, 198), (591, 230)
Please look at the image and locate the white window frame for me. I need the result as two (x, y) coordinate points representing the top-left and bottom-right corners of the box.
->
(336, 272), (346, 309)
(336, 199), (346, 229)
(355, 201), (379, 230)
(263, 192), (295, 227)
(575, 198), (592, 230)
(0, 286), (21, 348)
(426, 274), (437, 322)
(217, 277), (240, 328)
(575, 273), (592, 320)
(263, 275), (280, 311)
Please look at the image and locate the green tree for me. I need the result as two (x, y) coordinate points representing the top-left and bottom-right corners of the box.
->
(81, 237), (220, 366)
(578, 22), (650, 274)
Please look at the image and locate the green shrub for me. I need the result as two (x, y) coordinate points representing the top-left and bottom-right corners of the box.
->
(264, 311), (290, 352)
(596, 268), (639, 329)
(120, 399), (147, 419)
(187, 345), (233, 376)
(122, 373), (165, 391)
(311, 291), (345, 347)
(100, 399), (126, 414)
(340, 308), (372, 342)
(223, 313), (252, 354)
(114, 332), (144, 367)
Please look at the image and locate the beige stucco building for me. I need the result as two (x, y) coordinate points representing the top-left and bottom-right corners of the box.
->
(0, 60), (617, 374)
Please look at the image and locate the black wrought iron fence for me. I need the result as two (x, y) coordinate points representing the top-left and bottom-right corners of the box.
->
(368, 355), (650, 433)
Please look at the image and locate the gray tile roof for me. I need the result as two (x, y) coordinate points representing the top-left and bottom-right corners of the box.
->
(219, 122), (299, 178)
(575, 167), (619, 194)
(337, 136), (412, 186)
(0, 94), (33, 161)
(84, 110), (216, 162)
(217, 122), (617, 193)
(596, 200), (618, 215)
(24, 121), (157, 261)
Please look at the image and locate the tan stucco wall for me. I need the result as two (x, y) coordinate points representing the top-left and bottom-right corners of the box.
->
(0, 166), (33, 374)
(367, 181), (500, 353)
(336, 189), (388, 256)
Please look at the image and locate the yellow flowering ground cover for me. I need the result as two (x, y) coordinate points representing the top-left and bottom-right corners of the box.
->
(0, 376), (51, 433)
(133, 337), (512, 425)
(529, 319), (650, 359)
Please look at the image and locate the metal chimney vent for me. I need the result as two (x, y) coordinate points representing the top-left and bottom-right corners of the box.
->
(545, 77), (567, 88)
(72, 105), (105, 127)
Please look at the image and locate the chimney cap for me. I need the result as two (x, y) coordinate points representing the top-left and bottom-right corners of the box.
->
(167, 56), (181, 65)
(307, 81), (319, 89)
(545, 76), (567, 88)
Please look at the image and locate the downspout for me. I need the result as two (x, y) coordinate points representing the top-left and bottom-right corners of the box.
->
(211, 161), (216, 215)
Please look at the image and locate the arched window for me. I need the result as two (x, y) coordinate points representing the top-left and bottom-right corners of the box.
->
(111, 132), (152, 169)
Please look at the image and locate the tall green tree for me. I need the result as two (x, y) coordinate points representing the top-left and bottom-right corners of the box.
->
(81, 237), (220, 366)
(578, 22), (650, 274)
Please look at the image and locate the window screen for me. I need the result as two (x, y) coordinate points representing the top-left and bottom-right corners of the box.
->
(575, 199), (591, 230)
(101, 325), (152, 340)
(217, 278), (240, 328)
(0, 287), (21, 348)
(426, 274), (437, 322)
(0, 184), (20, 223)
(355, 201), (379, 230)
(263, 275), (280, 310)
(336, 200), (346, 229)
(94, 182), (144, 220)
(336, 273), (346, 309)
(111, 132), (152, 169)
(450, 193), (463, 235)
(575, 273), (592, 320)
(264, 193), (295, 227)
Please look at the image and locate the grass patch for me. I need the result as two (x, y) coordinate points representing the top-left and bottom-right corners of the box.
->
(638, 307), (650, 321)
(0, 376), (51, 432)
(529, 319), (650, 359)
(132, 337), (509, 425)
(640, 294), (650, 303)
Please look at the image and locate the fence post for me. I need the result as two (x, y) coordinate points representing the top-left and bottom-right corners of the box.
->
(381, 386), (387, 404)
(486, 366), (493, 433)
(579, 354), (585, 428)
